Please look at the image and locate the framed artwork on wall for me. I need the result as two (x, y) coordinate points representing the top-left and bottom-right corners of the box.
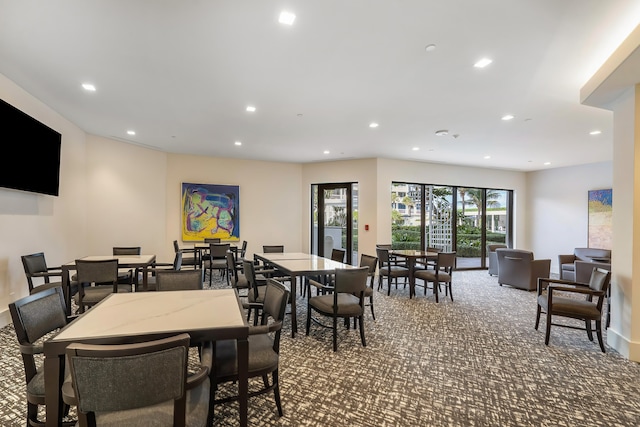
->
(588, 188), (612, 250)
(181, 183), (240, 241)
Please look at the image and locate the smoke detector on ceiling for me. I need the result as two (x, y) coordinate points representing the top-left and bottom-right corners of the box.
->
(435, 130), (448, 136)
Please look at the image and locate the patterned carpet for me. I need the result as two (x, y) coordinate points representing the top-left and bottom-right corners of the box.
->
(2, 270), (640, 427)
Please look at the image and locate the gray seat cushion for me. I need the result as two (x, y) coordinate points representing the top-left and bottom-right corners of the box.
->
(309, 293), (363, 316)
(537, 295), (601, 319)
(92, 378), (210, 427)
(215, 334), (278, 378)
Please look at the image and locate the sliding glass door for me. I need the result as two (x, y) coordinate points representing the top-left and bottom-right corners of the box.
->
(312, 183), (357, 265)
(392, 182), (511, 270)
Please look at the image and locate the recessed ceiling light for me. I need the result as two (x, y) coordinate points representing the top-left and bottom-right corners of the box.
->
(425, 44), (436, 52)
(278, 11), (296, 25)
(412, 147), (420, 151)
(501, 114), (515, 121)
(484, 155), (491, 159)
(323, 150), (330, 154)
(590, 130), (602, 135)
(474, 58), (493, 68)
(369, 122), (379, 128)
(246, 106), (256, 112)
(544, 162), (551, 166)
(435, 130), (448, 136)
(234, 141), (242, 146)
(82, 83), (96, 92)
(126, 130), (136, 136)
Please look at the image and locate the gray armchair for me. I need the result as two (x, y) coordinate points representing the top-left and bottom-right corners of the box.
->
(487, 244), (507, 276)
(496, 249), (551, 291)
(558, 247), (611, 281)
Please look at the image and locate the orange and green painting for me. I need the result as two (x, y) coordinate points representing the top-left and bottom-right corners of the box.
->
(588, 189), (612, 250)
(181, 183), (240, 241)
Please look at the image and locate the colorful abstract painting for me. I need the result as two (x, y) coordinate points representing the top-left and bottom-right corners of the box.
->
(181, 183), (240, 241)
(588, 188), (612, 250)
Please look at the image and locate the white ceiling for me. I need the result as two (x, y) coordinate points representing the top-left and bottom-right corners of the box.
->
(1, 1), (639, 171)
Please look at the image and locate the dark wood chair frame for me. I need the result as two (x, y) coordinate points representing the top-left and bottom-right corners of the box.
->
(535, 268), (611, 352)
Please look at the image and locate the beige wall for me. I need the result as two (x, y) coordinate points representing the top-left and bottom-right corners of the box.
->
(165, 154), (304, 263)
(527, 161), (613, 273)
(0, 73), (88, 325)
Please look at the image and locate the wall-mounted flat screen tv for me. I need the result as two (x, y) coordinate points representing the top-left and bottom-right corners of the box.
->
(0, 98), (61, 196)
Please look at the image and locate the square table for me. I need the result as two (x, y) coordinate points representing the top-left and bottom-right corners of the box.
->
(61, 254), (157, 314)
(256, 255), (356, 337)
(43, 289), (249, 427)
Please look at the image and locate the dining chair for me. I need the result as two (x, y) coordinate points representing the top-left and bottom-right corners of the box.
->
(260, 245), (292, 281)
(136, 251), (183, 291)
(375, 247), (409, 296)
(330, 248), (346, 262)
(112, 246), (141, 255)
(203, 243), (230, 286)
(62, 333), (212, 427)
(307, 248), (347, 297)
(155, 269), (204, 291)
(376, 243), (406, 267)
(262, 245), (284, 253)
(112, 246), (141, 285)
(74, 259), (132, 313)
(359, 253), (379, 320)
(242, 259), (272, 325)
(21, 252), (77, 296)
(235, 240), (248, 267)
(226, 250), (249, 296)
(306, 267), (370, 351)
(212, 279), (290, 417)
(535, 267), (611, 352)
(9, 286), (76, 427)
(173, 240), (200, 270)
(414, 252), (456, 302)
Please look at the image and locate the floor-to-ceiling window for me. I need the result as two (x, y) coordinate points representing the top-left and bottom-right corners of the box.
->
(392, 182), (511, 270)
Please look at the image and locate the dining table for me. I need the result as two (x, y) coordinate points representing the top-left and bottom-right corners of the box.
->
(60, 254), (157, 315)
(253, 252), (355, 337)
(43, 288), (249, 427)
(389, 250), (439, 298)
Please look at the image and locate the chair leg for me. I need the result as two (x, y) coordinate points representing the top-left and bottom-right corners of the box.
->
(333, 316), (338, 352)
(586, 320), (594, 341)
(369, 295), (376, 320)
(448, 283), (453, 301)
(387, 276), (391, 296)
(545, 311), (552, 345)
(359, 315), (366, 347)
(306, 305), (312, 336)
(534, 305), (541, 330)
(273, 370), (283, 416)
(595, 321), (606, 353)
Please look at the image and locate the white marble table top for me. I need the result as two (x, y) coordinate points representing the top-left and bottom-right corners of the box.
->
(63, 254), (157, 267)
(53, 289), (244, 342)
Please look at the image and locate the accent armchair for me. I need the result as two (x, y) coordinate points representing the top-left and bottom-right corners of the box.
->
(496, 249), (551, 291)
(558, 247), (611, 281)
(487, 244), (507, 276)
(535, 267), (611, 352)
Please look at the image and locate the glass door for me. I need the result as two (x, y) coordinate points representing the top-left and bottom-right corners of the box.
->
(312, 183), (356, 264)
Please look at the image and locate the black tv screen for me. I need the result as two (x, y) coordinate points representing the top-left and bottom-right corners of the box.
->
(0, 98), (61, 196)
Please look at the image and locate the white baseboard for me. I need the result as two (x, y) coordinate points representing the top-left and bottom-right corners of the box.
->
(607, 327), (640, 362)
